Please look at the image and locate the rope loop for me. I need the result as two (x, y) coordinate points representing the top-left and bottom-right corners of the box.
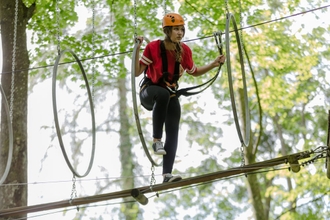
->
(225, 13), (251, 147)
(131, 39), (162, 167)
(52, 49), (96, 178)
(0, 85), (14, 185)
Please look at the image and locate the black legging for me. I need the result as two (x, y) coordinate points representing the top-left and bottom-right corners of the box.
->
(140, 85), (181, 174)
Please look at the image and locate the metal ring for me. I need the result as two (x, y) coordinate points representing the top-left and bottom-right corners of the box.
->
(131, 39), (162, 167)
(225, 13), (251, 147)
(0, 84), (14, 185)
(52, 49), (96, 178)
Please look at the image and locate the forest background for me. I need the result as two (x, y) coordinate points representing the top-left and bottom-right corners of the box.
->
(0, 0), (330, 219)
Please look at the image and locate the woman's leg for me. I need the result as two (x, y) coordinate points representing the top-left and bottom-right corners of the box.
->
(140, 85), (170, 139)
(162, 95), (181, 174)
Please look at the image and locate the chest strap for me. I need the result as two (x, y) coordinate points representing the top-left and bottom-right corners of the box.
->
(160, 41), (181, 91)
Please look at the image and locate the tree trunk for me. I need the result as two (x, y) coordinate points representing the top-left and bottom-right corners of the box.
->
(117, 74), (139, 219)
(273, 114), (297, 212)
(237, 87), (268, 220)
(0, 1), (35, 219)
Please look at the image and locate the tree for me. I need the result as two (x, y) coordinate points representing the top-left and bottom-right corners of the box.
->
(1, 0), (330, 219)
(0, 1), (35, 218)
(169, 0), (330, 219)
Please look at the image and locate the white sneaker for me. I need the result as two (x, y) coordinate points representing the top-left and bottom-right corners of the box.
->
(163, 174), (182, 183)
(152, 141), (166, 155)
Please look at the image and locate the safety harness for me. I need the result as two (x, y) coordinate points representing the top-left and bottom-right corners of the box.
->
(160, 40), (181, 93)
(139, 40), (181, 93)
(140, 32), (223, 98)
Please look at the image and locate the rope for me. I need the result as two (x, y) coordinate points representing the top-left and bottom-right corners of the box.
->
(0, 0), (18, 186)
(131, 0), (162, 167)
(52, 0), (97, 178)
(0, 4), (329, 76)
(52, 49), (96, 178)
(176, 31), (224, 97)
(0, 86), (14, 185)
(131, 39), (162, 167)
(225, 13), (251, 147)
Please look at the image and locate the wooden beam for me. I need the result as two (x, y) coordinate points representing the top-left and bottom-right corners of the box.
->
(0, 150), (312, 217)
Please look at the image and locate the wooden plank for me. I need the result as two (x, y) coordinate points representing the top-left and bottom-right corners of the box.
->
(0, 150), (312, 217)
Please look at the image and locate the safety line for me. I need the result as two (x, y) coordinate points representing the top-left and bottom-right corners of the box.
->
(1, 4), (328, 76)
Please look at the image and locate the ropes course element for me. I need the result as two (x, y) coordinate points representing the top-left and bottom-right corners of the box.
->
(52, 0), (96, 178)
(131, 0), (163, 168)
(225, 12), (251, 147)
(130, 3), (223, 166)
(131, 39), (161, 167)
(0, 85), (14, 185)
(0, 149), (315, 217)
(0, 4), (328, 76)
(52, 49), (96, 178)
(175, 31), (224, 97)
(0, 0), (18, 185)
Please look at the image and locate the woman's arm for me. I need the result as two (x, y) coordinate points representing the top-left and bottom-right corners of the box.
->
(192, 54), (226, 77)
(134, 36), (147, 77)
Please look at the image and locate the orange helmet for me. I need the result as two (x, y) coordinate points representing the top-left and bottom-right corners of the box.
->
(162, 13), (185, 28)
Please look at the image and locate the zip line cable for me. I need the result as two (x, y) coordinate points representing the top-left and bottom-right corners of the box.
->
(0, 4), (329, 76)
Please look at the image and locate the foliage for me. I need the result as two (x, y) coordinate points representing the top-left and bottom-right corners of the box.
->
(8, 0), (330, 219)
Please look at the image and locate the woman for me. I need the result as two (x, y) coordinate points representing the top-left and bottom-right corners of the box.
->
(135, 13), (225, 183)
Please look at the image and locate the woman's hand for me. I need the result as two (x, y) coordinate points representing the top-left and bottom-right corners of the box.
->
(135, 36), (144, 47)
(213, 54), (226, 67)
(192, 54), (226, 77)
(134, 36), (147, 77)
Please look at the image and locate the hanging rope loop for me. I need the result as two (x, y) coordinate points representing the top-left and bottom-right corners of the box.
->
(52, 0), (96, 178)
(0, 0), (18, 186)
(131, 39), (162, 167)
(0, 86), (14, 185)
(225, 13), (251, 147)
(52, 49), (96, 178)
